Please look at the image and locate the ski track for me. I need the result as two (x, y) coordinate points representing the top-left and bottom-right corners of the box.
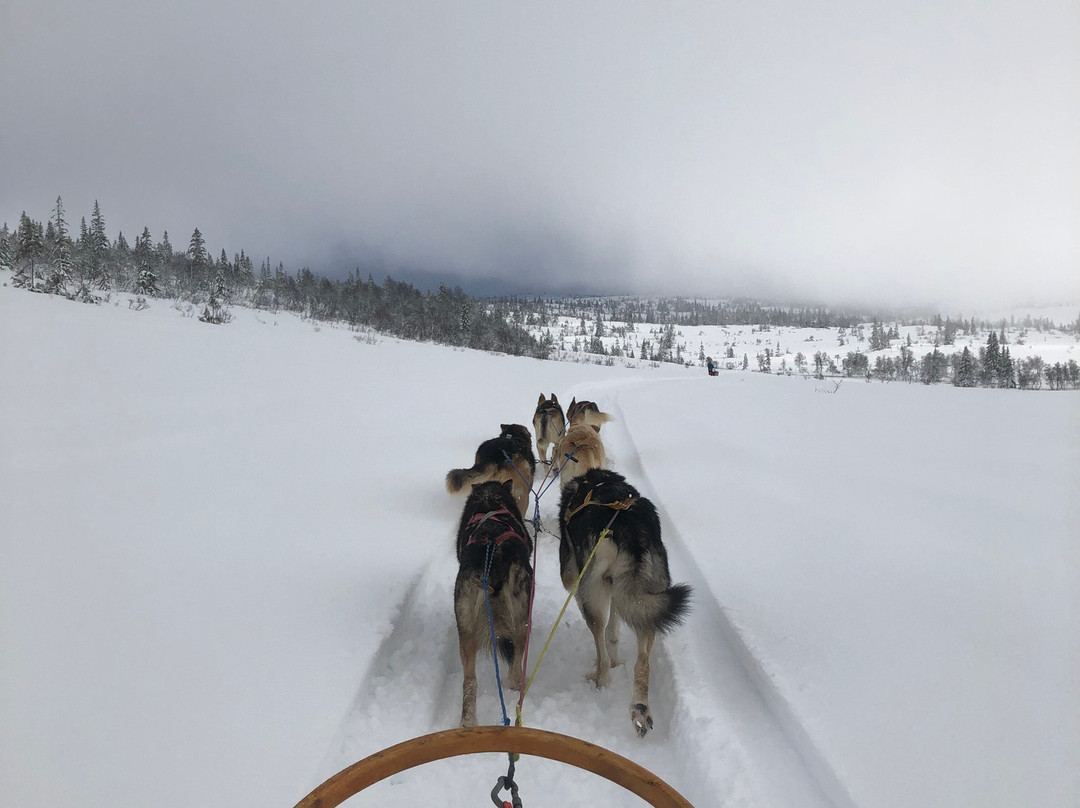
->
(309, 379), (851, 807)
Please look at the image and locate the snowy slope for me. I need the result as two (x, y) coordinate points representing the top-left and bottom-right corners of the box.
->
(2, 279), (1077, 808)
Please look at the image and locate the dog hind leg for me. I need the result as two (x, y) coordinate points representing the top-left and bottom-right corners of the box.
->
(605, 600), (621, 668)
(578, 578), (613, 688)
(459, 633), (479, 728)
(629, 629), (656, 737)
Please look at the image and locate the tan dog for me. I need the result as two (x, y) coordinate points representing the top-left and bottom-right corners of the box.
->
(554, 421), (606, 488)
(532, 393), (566, 465)
(565, 398), (612, 430)
(446, 424), (536, 518)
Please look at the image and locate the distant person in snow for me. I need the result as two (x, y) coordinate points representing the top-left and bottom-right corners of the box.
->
(706, 357), (718, 376)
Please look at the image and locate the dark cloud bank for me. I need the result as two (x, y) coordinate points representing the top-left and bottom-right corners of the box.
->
(2, 1), (1077, 310)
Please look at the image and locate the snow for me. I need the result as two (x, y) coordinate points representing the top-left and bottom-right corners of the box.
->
(535, 314), (1079, 375)
(2, 278), (1078, 808)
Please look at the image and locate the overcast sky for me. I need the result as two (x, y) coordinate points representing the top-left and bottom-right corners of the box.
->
(2, 1), (1077, 308)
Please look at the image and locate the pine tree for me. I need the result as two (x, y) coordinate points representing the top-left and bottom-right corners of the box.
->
(186, 227), (208, 289)
(981, 331), (1001, 386)
(15, 211), (45, 289)
(199, 271), (230, 324)
(921, 348), (947, 384)
(954, 347), (977, 387)
(460, 302), (471, 343)
(942, 318), (957, 345)
(46, 196), (73, 294)
(869, 320), (887, 351)
(133, 227), (160, 297)
(89, 200), (110, 289)
(999, 347), (1016, 388)
(0, 229), (13, 271)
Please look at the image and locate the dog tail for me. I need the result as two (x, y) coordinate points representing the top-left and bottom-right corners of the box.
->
(618, 582), (692, 636)
(446, 465), (486, 493)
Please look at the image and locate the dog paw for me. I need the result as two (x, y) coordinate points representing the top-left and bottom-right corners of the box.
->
(631, 703), (654, 738)
(586, 669), (609, 689)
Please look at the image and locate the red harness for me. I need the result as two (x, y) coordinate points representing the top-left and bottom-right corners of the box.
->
(465, 507), (529, 550)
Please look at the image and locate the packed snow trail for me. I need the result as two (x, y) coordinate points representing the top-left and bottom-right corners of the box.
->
(311, 380), (842, 807)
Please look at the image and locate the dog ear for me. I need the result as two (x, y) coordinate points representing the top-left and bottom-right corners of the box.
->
(537, 394), (545, 406)
(500, 423), (510, 433)
(551, 393), (558, 403)
(501, 479), (515, 494)
(590, 424), (601, 434)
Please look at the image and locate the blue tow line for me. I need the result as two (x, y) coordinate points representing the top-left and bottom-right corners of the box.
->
(481, 448), (578, 727)
(481, 541), (511, 727)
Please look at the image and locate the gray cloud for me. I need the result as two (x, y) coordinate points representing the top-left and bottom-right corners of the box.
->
(2, 0), (1077, 308)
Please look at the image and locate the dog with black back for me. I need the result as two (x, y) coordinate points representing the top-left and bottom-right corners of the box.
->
(454, 479), (534, 728)
(532, 393), (566, 465)
(446, 424), (536, 519)
(558, 468), (691, 737)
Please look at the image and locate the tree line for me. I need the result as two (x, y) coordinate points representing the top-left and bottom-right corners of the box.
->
(790, 327), (1078, 390)
(3, 198), (1076, 385)
(1, 198), (549, 357)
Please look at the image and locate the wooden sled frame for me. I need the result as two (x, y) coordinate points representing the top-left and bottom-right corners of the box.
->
(293, 725), (694, 807)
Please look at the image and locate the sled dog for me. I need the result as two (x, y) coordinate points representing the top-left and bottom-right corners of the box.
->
(554, 421), (606, 488)
(558, 468), (691, 737)
(454, 480), (534, 728)
(532, 393), (566, 465)
(565, 398), (612, 430)
(446, 424), (536, 518)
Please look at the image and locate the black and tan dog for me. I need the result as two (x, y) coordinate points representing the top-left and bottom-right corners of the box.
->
(558, 468), (691, 737)
(454, 480), (534, 728)
(532, 393), (566, 465)
(446, 424), (536, 518)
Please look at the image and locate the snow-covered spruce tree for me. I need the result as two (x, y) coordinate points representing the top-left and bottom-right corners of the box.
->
(14, 212), (45, 289)
(920, 348), (947, 384)
(132, 227), (159, 296)
(134, 261), (160, 297)
(199, 271), (231, 324)
(114, 230), (134, 289)
(0, 228), (13, 271)
(89, 200), (110, 290)
(186, 227), (209, 293)
(980, 331), (1001, 387)
(954, 346), (977, 387)
(41, 196), (74, 295)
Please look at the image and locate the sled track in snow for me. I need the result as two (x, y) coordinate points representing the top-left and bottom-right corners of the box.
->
(599, 389), (858, 808)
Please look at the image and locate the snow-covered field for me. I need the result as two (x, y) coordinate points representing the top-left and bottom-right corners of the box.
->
(2, 278), (1078, 808)
(534, 309), (1079, 374)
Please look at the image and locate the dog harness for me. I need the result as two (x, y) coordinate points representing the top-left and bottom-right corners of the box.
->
(465, 507), (529, 549)
(562, 490), (637, 523)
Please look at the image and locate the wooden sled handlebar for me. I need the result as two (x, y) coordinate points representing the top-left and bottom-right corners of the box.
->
(293, 725), (694, 807)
